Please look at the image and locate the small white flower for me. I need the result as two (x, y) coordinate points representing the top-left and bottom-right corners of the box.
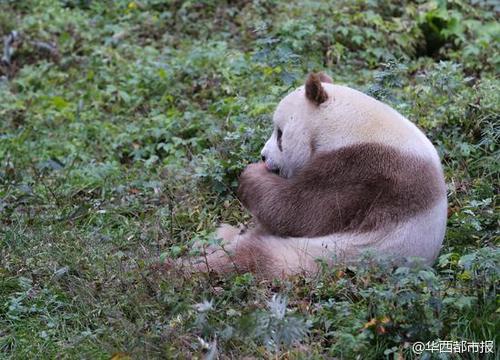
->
(193, 299), (214, 313)
(268, 294), (287, 320)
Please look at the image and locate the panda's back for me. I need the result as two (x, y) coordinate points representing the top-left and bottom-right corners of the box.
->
(316, 84), (441, 165)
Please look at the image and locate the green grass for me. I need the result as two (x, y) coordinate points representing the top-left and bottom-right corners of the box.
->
(0, 0), (498, 358)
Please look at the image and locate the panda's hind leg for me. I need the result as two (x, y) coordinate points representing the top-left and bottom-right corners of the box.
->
(216, 223), (240, 242)
(180, 229), (277, 277)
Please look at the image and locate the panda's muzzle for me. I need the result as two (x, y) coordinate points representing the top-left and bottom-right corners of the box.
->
(263, 158), (281, 175)
(270, 167), (280, 175)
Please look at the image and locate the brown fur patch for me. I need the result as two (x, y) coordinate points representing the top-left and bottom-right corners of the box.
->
(238, 143), (446, 237)
(305, 73), (329, 105)
(309, 136), (318, 154)
(277, 128), (283, 151)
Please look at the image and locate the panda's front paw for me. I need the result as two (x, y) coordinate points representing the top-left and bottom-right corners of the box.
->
(241, 162), (268, 179)
(238, 162), (268, 208)
(239, 162), (269, 190)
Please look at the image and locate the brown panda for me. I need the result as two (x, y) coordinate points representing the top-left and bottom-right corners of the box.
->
(182, 72), (447, 278)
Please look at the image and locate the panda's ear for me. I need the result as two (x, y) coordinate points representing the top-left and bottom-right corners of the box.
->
(305, 72), (330, 105)
(318, 72), (333, 84)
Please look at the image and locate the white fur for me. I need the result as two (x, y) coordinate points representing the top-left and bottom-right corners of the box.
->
(262, 84), (441, 177)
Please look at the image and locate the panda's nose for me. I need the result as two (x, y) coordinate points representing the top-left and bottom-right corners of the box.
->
(261, 155), (266, 162)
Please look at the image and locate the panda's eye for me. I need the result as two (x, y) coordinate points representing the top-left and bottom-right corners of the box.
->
(277, 128), (283, 151)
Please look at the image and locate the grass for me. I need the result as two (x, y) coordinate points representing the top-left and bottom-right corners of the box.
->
(0, 0), (498, 358)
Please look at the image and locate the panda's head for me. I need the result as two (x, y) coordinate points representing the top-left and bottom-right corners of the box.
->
(261, 72), (333, 178)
